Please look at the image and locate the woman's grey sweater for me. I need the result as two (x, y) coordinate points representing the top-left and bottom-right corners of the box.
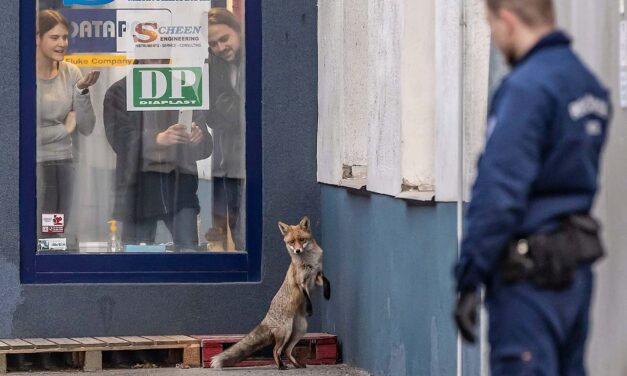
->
(37, 61), (95, 162)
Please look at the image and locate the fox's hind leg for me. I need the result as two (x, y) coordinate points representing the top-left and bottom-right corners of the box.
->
(272, 322), (293, 370)
(272, 332), (288, 370)
(285, 315), (307, 368)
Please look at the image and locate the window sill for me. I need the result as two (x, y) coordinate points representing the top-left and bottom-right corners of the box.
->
(338, 178), (367, 190)
(323, 180), (436, 205)
(396, 190), (436, 206)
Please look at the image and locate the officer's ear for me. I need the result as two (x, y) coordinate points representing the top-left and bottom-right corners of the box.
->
(498, 7), (519, 35)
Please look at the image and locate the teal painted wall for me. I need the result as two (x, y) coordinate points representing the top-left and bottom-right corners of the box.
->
(319, 186), (460, 376)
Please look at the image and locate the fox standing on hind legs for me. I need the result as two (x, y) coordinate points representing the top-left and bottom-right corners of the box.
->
(210, 216), (331, 370)
(279, 216), (331, 316)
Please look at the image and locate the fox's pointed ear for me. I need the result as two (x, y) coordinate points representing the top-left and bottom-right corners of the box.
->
(278, 221), (289, 236)
(299, 216), (310, 231)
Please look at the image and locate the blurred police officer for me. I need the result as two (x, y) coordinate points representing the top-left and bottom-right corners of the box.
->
(454, 0), (611, 375)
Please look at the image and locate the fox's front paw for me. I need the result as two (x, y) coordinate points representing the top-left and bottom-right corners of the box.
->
(323, 276), (331, 300)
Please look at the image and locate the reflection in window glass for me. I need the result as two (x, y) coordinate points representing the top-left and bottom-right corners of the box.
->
(35, 0), (246, 254)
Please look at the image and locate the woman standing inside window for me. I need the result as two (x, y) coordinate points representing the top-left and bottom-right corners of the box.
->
(36, 9), (99, 244)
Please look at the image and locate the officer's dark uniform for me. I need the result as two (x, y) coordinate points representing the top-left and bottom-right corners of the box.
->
(455, 31), (611, 375)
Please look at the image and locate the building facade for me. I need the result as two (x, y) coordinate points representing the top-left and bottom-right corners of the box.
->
(3, 0), (627, 375)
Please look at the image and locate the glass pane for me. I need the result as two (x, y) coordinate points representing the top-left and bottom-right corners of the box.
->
(35, 0), (246, 254)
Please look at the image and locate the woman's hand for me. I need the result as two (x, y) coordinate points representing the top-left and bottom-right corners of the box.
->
(64, 111), (76, 134)
(189, 122), (204, 145)
(76, 71), (101, 90)
(157, 123), (191, 146)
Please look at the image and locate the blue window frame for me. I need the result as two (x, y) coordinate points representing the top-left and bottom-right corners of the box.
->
(19, 1), (262, 283)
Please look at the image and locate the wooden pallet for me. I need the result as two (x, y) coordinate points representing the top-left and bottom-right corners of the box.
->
(195, 332), (337, 368)
(0, 335), (201, 373)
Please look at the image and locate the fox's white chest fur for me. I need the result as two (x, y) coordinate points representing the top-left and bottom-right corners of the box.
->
(292, 244), (323, 290)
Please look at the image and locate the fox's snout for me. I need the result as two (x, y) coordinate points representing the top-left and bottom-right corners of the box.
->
(294, 248), (303, 254)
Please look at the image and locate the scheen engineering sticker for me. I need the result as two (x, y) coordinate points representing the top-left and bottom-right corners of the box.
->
(60, 8), (207, 60)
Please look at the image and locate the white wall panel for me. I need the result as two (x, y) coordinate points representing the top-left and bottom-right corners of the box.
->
(317, 0), (345, 185)
(401, 0), (436, 192)
(462, 2), (491, 200)
(319, 0), (489, 200)
(365, 0), (403, 195)
(342, 0), (369, 170)
(435, 0), (462, 202)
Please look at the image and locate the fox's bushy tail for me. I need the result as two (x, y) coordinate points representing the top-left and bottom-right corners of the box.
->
(210, 324), (273, 369)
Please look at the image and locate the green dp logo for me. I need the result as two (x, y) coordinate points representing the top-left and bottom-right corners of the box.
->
(127, 65), (209, 110)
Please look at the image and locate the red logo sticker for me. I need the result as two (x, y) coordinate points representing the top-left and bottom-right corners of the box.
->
(42, 213), (65, 234)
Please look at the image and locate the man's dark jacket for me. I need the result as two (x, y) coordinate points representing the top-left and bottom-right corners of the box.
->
(103, 77), (212, 221)
(205, 52), (245, 179)
(455, 31), (611, 292)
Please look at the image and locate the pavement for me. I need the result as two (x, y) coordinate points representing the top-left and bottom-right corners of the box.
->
(11, 365), (372, 376)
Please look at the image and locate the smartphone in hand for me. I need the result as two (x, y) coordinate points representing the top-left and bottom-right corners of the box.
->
(178, 110), (193, 134)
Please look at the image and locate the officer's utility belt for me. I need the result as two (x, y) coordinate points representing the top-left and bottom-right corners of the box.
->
(501, 214), (604, 289)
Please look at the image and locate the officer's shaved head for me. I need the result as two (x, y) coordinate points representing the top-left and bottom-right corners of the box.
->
(487, 0), (555, 27)
(486, 0), (556, 66)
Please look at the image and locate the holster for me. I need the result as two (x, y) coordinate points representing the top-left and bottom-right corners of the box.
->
(501, 214), (605, 289)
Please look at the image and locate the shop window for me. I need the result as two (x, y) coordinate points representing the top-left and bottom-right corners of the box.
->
(20, 0), (261, 283)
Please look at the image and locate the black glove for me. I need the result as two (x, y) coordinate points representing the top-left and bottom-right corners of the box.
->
(454, 290), (480, 343)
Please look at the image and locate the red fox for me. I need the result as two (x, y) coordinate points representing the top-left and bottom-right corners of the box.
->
(210, 216), (330, 370)
(279, 217), (331, 315)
